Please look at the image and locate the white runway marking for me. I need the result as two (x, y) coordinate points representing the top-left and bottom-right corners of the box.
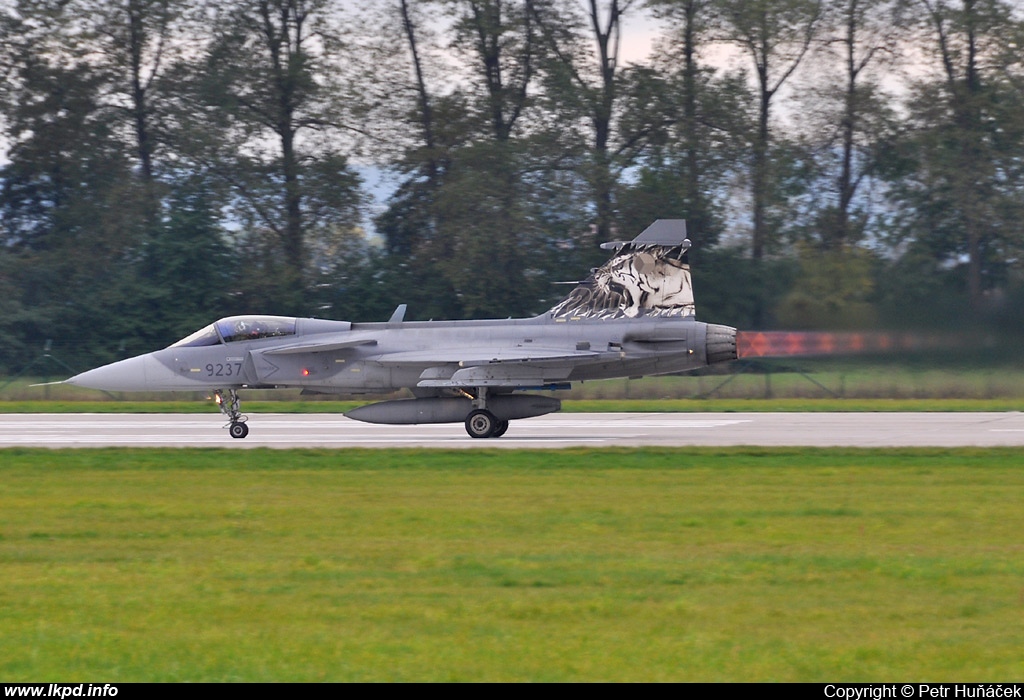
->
(0, 412), (1022, 448)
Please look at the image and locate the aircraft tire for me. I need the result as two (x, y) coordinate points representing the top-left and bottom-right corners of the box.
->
(491, 420), (509, 438)
(465, 409), (497, 439)
(229, 422), (249, 439)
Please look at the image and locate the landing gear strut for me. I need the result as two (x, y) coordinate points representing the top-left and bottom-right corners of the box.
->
(214, 389), (249, 439)
(463, 388), (509, 438)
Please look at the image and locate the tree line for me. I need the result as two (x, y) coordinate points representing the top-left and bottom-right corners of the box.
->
(1, 0), (1023, 372)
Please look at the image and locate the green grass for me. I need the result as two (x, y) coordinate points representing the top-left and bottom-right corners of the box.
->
(1, 447), (1022, 681)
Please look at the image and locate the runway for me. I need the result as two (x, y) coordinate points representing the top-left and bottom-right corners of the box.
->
(1, 412), (1023, 448)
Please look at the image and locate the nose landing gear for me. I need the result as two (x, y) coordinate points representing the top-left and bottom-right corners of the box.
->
(214, 389), (249, 439)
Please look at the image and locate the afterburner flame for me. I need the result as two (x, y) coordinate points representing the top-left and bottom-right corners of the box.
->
(736, 331), (950, 358)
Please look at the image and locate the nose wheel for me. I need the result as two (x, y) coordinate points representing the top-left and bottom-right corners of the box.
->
(214, 389), (249, 439)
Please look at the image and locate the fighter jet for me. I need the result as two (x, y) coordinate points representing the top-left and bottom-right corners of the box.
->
(63, 219), (737, 438)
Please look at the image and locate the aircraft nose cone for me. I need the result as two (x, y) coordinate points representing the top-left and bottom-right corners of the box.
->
(66, 355), (153, 392)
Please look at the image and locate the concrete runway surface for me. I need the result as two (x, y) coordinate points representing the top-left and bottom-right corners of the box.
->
(1, 412), (1023, 448)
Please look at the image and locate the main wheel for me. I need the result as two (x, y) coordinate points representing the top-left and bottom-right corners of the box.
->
(491, 420), (509, 438)
(465, 409), (497, 439)
(229, 421), (249, 439)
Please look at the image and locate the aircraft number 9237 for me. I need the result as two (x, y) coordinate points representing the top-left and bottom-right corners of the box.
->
(206, 363), (243, 378)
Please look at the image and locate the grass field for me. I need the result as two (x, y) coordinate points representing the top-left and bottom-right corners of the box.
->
(2, 447), (1022, 681)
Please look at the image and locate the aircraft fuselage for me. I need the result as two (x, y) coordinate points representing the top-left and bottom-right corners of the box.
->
(70, 314), (734, 395)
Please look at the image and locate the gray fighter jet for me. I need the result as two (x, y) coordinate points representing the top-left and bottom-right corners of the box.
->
(63, 219), (737, 438)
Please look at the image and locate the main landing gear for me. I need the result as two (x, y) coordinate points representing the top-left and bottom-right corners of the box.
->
(465, 409), (509, 439)
(214, 388), (249, 439)
(463, 388), (510, 439)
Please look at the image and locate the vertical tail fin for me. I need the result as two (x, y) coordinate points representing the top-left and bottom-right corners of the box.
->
(549, 220), (696, 320)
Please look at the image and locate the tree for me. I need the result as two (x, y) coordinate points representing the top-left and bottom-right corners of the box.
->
(717, 0), (823, 260)
(193, 0), (366, 311)
(527, 0), (646, 244)
(620, 0), (754, 248)
(755, 0), (910, 329)
(806, 0), (907, 250)
(374, 0), (562, 319)
(641, 0), (719, 244)
(880, 0), (1024, 310)
(0, 4), (154, 368)
(70, 1), (180, 181)
(0, 1), (254, 365)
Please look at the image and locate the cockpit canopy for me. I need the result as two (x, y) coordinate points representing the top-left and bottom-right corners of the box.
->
(169, 316), (298, 348)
